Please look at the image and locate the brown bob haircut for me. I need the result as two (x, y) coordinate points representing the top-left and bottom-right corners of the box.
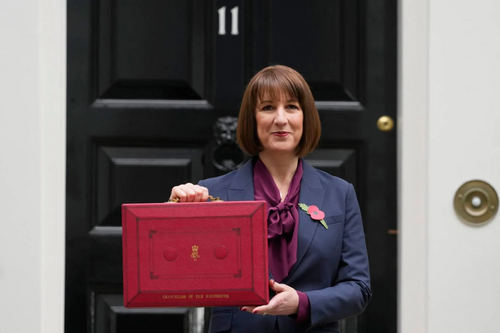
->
(236, 65), (321, 157)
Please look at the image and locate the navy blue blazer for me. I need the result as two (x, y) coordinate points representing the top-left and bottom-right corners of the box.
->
(199, 159), (371, 333)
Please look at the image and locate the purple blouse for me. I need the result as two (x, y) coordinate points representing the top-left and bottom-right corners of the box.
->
(253, 158), (310, 323)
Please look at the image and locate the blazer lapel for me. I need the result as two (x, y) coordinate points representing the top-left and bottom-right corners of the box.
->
(286, 160), (324, 279)
(227, 159), (255, 201)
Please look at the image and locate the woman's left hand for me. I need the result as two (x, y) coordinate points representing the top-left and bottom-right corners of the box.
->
(241, 279), (299, 316)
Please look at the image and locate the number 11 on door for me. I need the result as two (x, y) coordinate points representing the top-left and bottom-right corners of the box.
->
(218, 6), (239, 36)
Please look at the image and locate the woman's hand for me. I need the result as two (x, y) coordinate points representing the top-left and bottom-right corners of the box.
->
(241, 279), (299, 316)
(169, 183), (209, 202)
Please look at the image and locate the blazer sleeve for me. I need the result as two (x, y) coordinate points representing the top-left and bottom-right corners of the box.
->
(305, 184), (372, 327)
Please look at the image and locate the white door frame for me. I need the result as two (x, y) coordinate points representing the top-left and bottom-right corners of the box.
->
(398, 0), (429, 332)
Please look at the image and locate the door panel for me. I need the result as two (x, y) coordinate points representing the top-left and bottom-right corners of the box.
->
(250, 0), (361, 102)
(95, 147), (204, 227)
(305, 149), (358, 189)
(67, 1), (397, 332)
(97, 0), (209, 101)
(94, 293), (196, 333)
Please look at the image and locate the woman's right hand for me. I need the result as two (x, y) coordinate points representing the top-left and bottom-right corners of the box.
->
(169, 183), (209, 202)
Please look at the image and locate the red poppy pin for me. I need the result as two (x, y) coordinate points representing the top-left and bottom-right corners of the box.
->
(298, 203), (328, 229)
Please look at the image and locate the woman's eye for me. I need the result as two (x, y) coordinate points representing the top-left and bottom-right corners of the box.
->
(262, 105), (274, 111)
(287, 104), (299, 110)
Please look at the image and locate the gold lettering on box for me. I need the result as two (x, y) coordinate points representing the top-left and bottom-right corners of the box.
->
(205, 294), (230, 298)
(191, 245), (200, 261)
(162, 295), (187, 299)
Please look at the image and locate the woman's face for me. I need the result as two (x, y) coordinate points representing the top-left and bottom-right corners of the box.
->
(255, 91), (303, 155)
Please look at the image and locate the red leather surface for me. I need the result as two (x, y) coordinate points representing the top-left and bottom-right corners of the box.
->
(122, 201), (268, 307)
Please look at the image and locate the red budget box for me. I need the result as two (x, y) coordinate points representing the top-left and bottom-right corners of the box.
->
(122, 201), (268, 307)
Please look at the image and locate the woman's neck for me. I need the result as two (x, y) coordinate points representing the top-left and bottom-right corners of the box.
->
(258, 151), (299, 186)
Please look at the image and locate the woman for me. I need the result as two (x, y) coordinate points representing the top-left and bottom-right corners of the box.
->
(169, 65), (371, 332)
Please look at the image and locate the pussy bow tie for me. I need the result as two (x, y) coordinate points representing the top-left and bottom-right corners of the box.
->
(267, 202), (295, 238)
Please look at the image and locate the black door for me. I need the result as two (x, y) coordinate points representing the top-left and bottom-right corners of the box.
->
(66, 1), (397, 332)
